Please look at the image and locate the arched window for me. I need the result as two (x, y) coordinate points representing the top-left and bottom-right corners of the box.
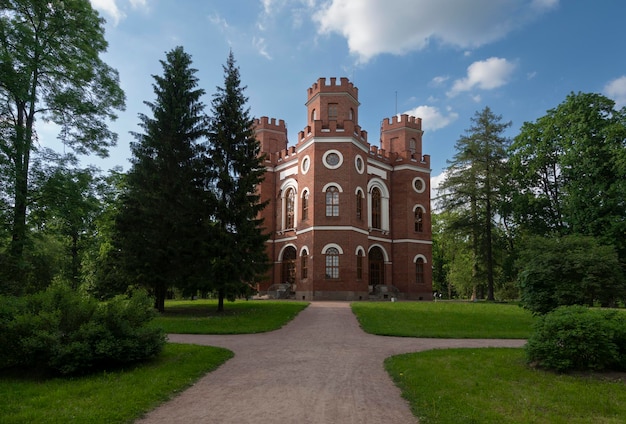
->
(325, 247), (339, 279)
(349, 108), (354, 120)
(356, 249), (364, 280)
(409, 138), (416, 153)
(356, 191), (363, 220)
(311, 109), (317, 122)
(415, 257), (425, 284)
(326, 186), (339, 217)
(282, 246), (297, 285)
(301, 249), (308, 279)
(414, 207), (424, 232)
(301, 191), (309, 221)
(371, 187), (381, 229)
(285, 188), (295, 229)
(369, 246), (385, 287)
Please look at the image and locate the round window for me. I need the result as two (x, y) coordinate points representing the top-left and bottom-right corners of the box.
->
(413, 177), (425, 193)
(323, 150), (343, 169)
(355, 155), (364, 174)
(326, 153), (340, 166)
(301, 156), (310, 174)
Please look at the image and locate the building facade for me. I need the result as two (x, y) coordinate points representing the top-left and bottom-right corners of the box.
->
(255, 77), (432, 301)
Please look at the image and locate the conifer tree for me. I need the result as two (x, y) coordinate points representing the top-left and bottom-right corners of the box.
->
(438, 107), (511, 301)
(206, 51), (269, 312)
(114, 46), (207, 312)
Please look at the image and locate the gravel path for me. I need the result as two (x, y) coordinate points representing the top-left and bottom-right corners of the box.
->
(136, 301), (526, 424)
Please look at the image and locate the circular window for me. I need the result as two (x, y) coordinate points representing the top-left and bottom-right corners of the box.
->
(323, 150), (343, 169)
(301, 155), (311, 174)
(413, 177), (426, 193)
(355, 155), (364, 174)
(326, 153), (339, 166)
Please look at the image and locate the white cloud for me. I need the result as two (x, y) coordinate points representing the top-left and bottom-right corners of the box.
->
(209, 13), (230, 31)
(90, 0), (124, 24)
(431, 76), (449, 86)
(253, 37), (272, 60)
(430, 170), (448, 210)
(447, 57), (517, 97)
(90, 0), (149, 25)
(313, 0), (558, 63)
(402, 105), (459, 131)
(604, 76), (626, 108)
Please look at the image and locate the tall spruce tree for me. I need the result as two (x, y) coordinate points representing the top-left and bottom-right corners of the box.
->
(114, 47), (207, 312)
(438, 107), (511, 301)
(206, 51), (269, 312)
(0, 0), (125, 293)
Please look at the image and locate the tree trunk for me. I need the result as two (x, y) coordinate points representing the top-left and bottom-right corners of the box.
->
(485, 196), (495, 301)
(154, 285), (166, 313)
(217, 288), (225, 313)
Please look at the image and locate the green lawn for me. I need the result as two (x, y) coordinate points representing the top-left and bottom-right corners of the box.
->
(386, 348), (626, 424)
(352, 301), (534, 338)
(150, 299), (309, 334)
(0, 343), (232, 424)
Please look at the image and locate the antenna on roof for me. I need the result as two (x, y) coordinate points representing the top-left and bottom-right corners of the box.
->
(395, 91), (398, 115)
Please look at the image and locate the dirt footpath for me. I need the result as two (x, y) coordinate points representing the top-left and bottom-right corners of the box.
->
(136, 302), (525, 424)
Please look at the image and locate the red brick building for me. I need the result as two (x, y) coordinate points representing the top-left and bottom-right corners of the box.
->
(255, 77), (432, 300)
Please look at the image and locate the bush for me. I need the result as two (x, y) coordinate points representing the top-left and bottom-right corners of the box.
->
(517, 235), (626, 314)
(526, 306), (626, 372)
(0, 285), (165, 375)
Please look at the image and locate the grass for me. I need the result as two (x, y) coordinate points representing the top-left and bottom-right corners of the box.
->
(386, 348), (626, 424)
(0, 343), (233, 424)
(150, 299), (309, 334)
(352, 300), (534, 338)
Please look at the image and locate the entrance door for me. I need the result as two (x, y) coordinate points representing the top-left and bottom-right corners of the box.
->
(282, 246), (297, 285)
(369, 247), (385, 289)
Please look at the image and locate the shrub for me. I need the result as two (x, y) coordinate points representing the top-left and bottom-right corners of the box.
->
(526, 305), (626, 372)
(517, 235), (625, 314)
(0, 285), (165, 375)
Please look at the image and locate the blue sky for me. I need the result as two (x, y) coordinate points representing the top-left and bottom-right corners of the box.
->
(53, 0), (626, 183)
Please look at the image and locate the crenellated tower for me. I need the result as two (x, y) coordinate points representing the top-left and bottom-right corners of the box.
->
(381, 114), (427, 162)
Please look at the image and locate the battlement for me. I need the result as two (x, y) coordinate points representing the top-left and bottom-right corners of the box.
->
(381, 114), (423, 132)
(254, 116), (287, 131)
(298, 119), (368, 144)
(307, 77), (358, 101)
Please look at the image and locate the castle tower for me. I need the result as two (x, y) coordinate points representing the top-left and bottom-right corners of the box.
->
(306, 77), (359, 128)
(381, 114), (424, 158)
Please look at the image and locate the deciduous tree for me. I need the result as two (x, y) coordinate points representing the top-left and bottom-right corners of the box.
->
(0, 0), (125, 292)
(509, 92), (626, 263)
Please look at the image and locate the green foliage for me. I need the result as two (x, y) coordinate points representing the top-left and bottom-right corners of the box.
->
(113, 46), (208, 311)
(0, 285), (165, 375)
(0, 0), (125, 278)
(0, 344), (233, 424)
(509, 92), (626, 263)
(438, 107), (512, 300)
(205, 51), (270, 312)
(386, 348), (626, 424)
(517, 235), (625, 314)
(526, 306), (626, 372)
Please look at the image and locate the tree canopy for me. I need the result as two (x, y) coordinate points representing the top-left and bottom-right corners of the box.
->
(0, 0), (125, 293)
